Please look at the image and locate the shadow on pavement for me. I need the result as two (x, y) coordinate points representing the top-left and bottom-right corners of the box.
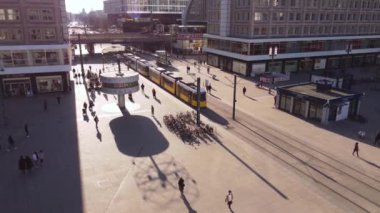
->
(212, 134), (288, 200)
(181, 194), (197, 213)
(133, 154), (199, 207)
(201, 108), (229, 126)
(109, 115), (169, 157)
(359, 157), (380, 169)
(0, 85), (83, 212)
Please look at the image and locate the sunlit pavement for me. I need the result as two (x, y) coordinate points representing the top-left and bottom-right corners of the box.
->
(0, 60), (380, 213)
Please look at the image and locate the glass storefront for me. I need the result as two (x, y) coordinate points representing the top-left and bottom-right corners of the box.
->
(3, 78), (32, 97)
(268, 61), (282, 72)
(207, 54), (218, 67)
(284, 60), (298, 72)
(299, 59), (313, 72)
(36, 75), (63, 93)
(251, 63), (266, 77)
(327, 57), (340, 69)
(314, 58), (327, 70)
(232, 60), (247, 75)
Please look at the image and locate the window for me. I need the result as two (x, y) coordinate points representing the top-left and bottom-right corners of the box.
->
(254, 12), (263, 21)
(46, 51), (59, 65)
(7, 9), (19, 20)
(28, 8), (54, 22)
(12, 51), (28, 66)
(31, 51), (46, 65)
(0, 9), (5, 20)
(30, 28), (56, 41)
(0, 29), (22, 41)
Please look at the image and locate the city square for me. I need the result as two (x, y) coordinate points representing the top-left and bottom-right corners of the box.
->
(1, 0), (380, 212)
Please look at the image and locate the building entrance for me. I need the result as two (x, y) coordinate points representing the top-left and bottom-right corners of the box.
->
(3, 78), (33, 97)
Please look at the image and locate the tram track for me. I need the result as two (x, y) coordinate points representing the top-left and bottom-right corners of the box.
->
(207, 98), (380, 212)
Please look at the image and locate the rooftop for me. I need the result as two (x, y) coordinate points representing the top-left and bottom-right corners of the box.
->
(282, 83), (357, 101)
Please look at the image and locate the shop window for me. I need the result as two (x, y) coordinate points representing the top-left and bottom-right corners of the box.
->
(31, 51), (46, 65)
(63, 49), (70, 64)
(0, 51), (13, 67)
(280, 95), (292, 112)
(46, 51), (59, 65)
(12, 51), (28, 66)
(36, 76), (63, 93)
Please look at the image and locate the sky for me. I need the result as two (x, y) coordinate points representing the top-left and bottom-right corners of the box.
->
(65, 0), (104, 13)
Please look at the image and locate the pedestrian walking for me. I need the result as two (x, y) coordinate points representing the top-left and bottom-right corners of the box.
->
(24, 123), (30, 138)
(25, 155), (33, 173)
(178, 177), (185, 193)
(197, 65), (200, 73)
(207, 66), (210, 74)
(94, 115), (99, 129)
(83, 102), (88, 110)
(141, 83), (145, 92)
(352, 142), (359, 156)
(152, 88), (156, 99)
(39, 150), (44, 166)
(32, 151), (39, 167)
(89, 100), (94, 111)
(72, 68), (76, 74)
(224, 190), (234, 211)
(43, 100), (47, 111)
(209, 84), (212, 94)
(225, 190), (234, 210)
(151, 105), (154, 116)
(7, 135), (16, 151)
(56, 96), (61, 104)
(19, 156), (27, 174)
(243, 86), (247, 96)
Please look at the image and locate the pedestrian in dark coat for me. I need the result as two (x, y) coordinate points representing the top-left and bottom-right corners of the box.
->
(94, 115), (99, 128)
(83, 102), (88, 110)
(352, 142), (359, 157)
(56, 96), (61, 104)
(89, 100), (94, 111)
(18, 156), (26, 174)
(243, 86), (247, 96)
(178, 177), (185, 193)
(25, 155), (33, 172)
(152, 89), (156, 99)
(24, 123), (30, 138)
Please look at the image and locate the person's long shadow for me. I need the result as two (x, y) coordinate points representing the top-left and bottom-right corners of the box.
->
(96, 129), (102, 142)
(212, 135), (288, 200)
(359, 157), (380, 169)
(181, 194), (197, 213)
(144, 93), (150, 99)
(155, 97), (161, 104)
(209, 93), (221, 100)
(103, 94), (108, 101)
(245, 95), (257, 101)
(153, 116), (162, 127)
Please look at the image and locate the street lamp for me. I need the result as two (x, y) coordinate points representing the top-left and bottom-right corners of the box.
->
(268, 45), (278, 94)
(344, 41), (353, 70)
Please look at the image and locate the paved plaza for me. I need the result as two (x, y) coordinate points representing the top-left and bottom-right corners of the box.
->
(0, 58), (380, 213)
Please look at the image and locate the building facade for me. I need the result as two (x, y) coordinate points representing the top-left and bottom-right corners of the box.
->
(0, 0), (71, 97)
(104, 0), (190, 29)
(185, 0), (380, 76)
